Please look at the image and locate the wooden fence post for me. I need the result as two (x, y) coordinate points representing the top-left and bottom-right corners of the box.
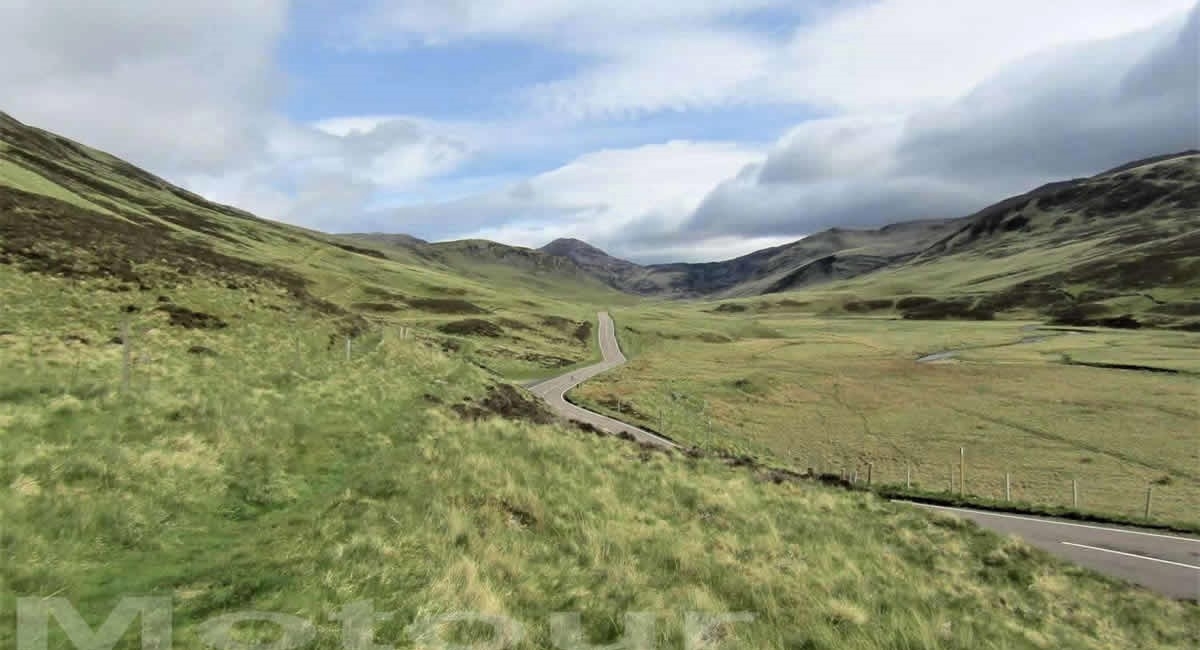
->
(1145, 486), (1153, 519)
(1072, 479), (1079, 509)
(121, 318), (132, 393)
(906, 464), (911, 489)
(867, 463), (873, 487)
(959, 447), (966, 496)
(1005, 473), (1011, 502)
(345, 337), (352, 361)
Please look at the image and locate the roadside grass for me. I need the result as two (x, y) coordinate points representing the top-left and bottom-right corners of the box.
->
(575, 306), (1200, 527)
(3, 275), (1198, 649)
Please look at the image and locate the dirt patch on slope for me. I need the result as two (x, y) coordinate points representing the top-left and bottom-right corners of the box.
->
(453, 384), (556, 424)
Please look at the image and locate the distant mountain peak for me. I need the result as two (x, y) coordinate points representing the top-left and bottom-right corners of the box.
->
(542, 237), (608, 254)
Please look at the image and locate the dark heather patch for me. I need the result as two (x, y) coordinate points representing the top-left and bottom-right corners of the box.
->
(362, 286), (407, 301)
(329, 241), (388, 259)
(712, 303), (749, 313)
(843, 299), (894, 313)
(187, 345), (219, 357)
(0, 186), (345, 317)
(497, 318), (533, 331)
(977, 282), (1075, 313)
(156, 304), (228, 330)
(896, 296), (938, 310)
(573, 321), (594, 344)
(406, 297), (488, 314)
(351, 302), (402, 313)
(901, 298), (995, 321)
(438, 319), (504, 337)
(452, 384), (555, 424)
(512, 352), (575, 368)
(1151, 302), (1200, 317)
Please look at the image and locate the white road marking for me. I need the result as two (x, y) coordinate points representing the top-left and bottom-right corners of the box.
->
(1061, 542), (1200, 571)
(901, 502), (1200, 543)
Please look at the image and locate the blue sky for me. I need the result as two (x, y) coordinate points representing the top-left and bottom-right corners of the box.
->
(1, 1), (1196, 262)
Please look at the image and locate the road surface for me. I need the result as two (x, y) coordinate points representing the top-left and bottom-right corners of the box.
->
(528, 313), (1199, 599)
(528, 312), (677, 448)
(902, 503), (1200, 599)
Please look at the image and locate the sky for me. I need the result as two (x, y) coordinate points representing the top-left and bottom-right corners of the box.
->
(1, 1), (1196, 263)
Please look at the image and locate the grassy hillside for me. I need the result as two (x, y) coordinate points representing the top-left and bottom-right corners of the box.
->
(342, 234), (630, 308)
(803, 152), (1200, 328)
(3, 267), (1199, 649)
(0, 112), (619, 382)
(2, 112), (1199, 648)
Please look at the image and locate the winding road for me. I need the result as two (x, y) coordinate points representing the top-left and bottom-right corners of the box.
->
(528, 312), (677, 448)
(528, 312), (1200, 600)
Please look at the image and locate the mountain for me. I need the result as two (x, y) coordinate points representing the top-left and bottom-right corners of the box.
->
(538, 220), (959, 298)
(858, 150), (1200, 327)
(531, 152), (1200, 327)
(541, 237), (644, 280)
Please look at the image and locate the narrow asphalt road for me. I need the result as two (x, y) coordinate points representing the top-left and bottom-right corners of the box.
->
(901, 502), (1200, 600)
(528, 313), (1199, 599)
(527, 312), (677, 448)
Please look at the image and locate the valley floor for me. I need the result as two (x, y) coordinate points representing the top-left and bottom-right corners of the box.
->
(573, 306), (1200, 529)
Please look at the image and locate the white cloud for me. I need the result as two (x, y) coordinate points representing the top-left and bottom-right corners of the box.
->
(525, 29), (775, 120)
(349, 0), (788, 44)
(183, 116), (476, 226)
(364, 140), (764, 255)
(0, 1), (288, 173)
(345, 1), (798, 121)
(687, 4), (1200, 239)
(776, 0), (1197, 111)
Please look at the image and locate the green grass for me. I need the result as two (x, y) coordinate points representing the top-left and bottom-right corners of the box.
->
(2, 115), (1199, 648)
(575, 305), (1200, 527)
(0, 159), (115, 215)
(2, 271), (1198, 649)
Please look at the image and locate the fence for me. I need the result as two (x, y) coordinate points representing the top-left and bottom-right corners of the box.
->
(804, 446), (1184, 526)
